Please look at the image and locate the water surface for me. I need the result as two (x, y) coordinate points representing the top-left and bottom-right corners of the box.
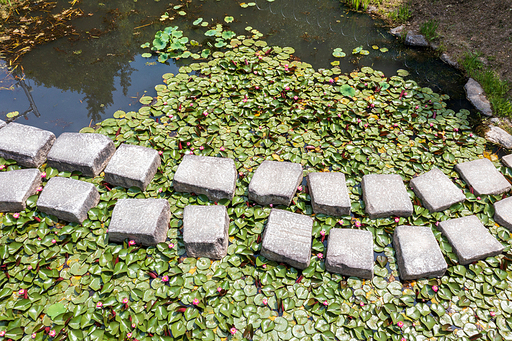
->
(0, 0), (471, 135)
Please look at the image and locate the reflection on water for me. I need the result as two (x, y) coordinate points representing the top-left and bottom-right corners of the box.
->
(0, 0), (471, 135)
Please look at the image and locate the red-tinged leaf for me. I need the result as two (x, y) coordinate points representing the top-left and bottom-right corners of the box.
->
(178, 141), (182, 150)
(305, 146), (315, 150)
(147, 272), (157, 279)
(469, 334), (482, 341)
(243, 324), (254, 340)
(296, 275), (304, 283)
(34, 216), (41, 222)
(175, 306), (187, 313)
(115, 127), (121, 136)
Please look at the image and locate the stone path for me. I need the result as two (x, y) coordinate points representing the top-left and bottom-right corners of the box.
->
(0, 120), (511, 280)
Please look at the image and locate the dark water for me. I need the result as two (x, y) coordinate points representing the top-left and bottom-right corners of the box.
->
(0, 0), (471, 136)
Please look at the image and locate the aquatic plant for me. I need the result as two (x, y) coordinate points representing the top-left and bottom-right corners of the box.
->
(1, 29), (512, 341)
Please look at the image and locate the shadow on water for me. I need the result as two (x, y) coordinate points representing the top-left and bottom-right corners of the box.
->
(0, 0), (472, 135)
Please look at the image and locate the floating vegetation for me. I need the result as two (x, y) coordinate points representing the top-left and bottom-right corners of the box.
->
(2, 25), (512, 341)
(0, 1), (83, 65)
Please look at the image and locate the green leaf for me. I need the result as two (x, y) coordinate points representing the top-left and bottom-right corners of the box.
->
(47, 302), (66, 319)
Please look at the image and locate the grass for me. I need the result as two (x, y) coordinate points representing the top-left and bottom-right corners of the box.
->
(461, 52), (512, 118)
(388, 3), (411, 23)
(420, 19), (439, 41)
(343, 0), (373, 11)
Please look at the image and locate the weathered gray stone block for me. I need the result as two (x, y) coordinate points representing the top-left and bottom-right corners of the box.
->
(410, 168), (466, 212)
(0, 169), (41, 212)
(502, 154), (512, 169)
(104, 144), (161, 191)
(0, 120), (5, 129)
(248, 161), (303, 206)
(307, 172), (351, 216)
(108, 199), (170, 246)
(361, 174), (413, 219)
(455, 158), (510, 196)
(47, 133), (115, 177)
(325, 229), (373, 279)
(261, 209), (313, 269)
(393, 225), (447, 280)
(174, 155), (237, 201)
(438, 215), (504, 265)
(465, 78), (492, 116)
(494, 197), (512, 231)
(183, 205), (229, 259)
(0, 123), (55, 167)
(37, 177), (100, 223)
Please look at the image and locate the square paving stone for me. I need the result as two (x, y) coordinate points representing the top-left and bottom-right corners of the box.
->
(104, 144), (161, 191)
(502, 154), (512, 169)
(455, 158), (511, 195)
(261, 209), (313, 269)
(393, 225), (447, 280)
(0, 123), (56, 167)
(494, 197), (512, 231)
(174, 155), (237, 202)
(248, 161), (303, 206)
(325, 229), (373, 279)
(438, 215), (504, 265)
(108, 199), (170, 246)
(37, 177), (100, 223)
(183, 205), (229, 259)
(0, 169), (41, 212)
(361, 174), (413, 219)
(47, 133), (115, 177)
(307, 172), (351, 216)
(410, 167), (466, 212)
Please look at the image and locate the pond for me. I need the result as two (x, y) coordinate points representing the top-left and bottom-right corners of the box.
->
(1, 0), (472, 136)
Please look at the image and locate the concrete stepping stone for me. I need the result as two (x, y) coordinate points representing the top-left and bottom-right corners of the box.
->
(104, 144), (161, 191)
(455, 158), (511, 195)
(47, 133), (115, 177)
(494, 197), (512, 231)
(393, 225), (447, 280)
(261, 209), (313, 269)
(502, 154), (512, 169)
(361, 174), (413, 219)
(307, 172), (351, 216)
(183, 205), (229, 259)
(174, 155), (237, 202)
(438, 215), (504, 265)
(37, 177), (100, 223)
(108, 198), (170, 246)
(248, 161), (303, 206)
(0, 123), (56, 167)
(410, 167), (466, 212)
(0, 120), (5, 129)
(0, 169), (41, 212)
(325, 229), (373, 279)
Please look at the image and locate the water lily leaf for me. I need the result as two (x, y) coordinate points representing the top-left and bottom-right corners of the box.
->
(340, 84), (355, 97)
(47, 302), (66, 319)
(225, 16), (234, 23)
